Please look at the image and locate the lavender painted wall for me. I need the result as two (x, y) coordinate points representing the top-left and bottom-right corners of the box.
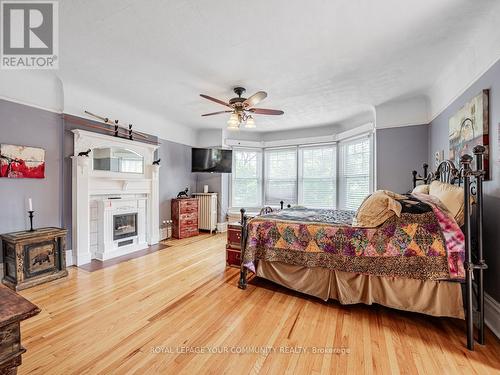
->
(429, 58), (500, 302)
(0, 100), (63, 233)
(376, 124), (429, 193)
(157, 139), (197, 222)
(0, 99), (63, 274)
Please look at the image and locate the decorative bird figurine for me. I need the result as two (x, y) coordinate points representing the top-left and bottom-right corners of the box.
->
(78, 149), (91, 157)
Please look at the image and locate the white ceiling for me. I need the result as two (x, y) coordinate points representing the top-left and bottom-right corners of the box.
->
(57, 0), (498, 133)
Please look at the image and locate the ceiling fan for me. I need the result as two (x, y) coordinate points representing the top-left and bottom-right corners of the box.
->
(200, 87), (284, 130)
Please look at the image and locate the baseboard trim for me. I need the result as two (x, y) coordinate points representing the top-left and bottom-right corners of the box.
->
(485, 292), (500, 339)
(65, 249), (74, 267)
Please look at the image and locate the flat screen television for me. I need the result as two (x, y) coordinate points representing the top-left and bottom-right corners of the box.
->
(191, 148), (232, 173)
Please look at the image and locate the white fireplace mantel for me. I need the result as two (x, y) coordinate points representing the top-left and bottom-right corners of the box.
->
(71, 129), (160, 266)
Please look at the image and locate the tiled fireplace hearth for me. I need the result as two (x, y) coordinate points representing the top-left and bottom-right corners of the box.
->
(72, 130), (160, 266)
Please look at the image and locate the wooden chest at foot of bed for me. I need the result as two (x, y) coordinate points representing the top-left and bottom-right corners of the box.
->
(1, 227), (68, 291)
(226, 222), (242, 267)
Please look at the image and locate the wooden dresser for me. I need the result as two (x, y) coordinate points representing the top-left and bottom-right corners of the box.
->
(1, 227), (68, 291)
(171, 198), (199, 239)
(226, 222), (242, 267)
(0, 285), (40, 375)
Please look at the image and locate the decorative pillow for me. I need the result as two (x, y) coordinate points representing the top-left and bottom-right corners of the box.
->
(353, 190), (406, 228)
(412, 184), (429, 194)
(428, 180), (464, 225)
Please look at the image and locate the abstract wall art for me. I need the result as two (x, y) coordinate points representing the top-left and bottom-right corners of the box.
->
(0, 144), (46, 178)
(449, 89), (490, 180)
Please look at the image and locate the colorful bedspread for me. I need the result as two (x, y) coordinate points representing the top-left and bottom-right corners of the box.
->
(243, 194), (465, 281)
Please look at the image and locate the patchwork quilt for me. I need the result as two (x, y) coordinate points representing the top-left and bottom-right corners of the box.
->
(243, 193), (465, 281)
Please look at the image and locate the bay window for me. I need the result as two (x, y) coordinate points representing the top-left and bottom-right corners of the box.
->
(230, 133), (372, 210)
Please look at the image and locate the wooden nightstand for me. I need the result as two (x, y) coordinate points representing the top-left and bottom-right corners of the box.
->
(226, 222), (242, 268)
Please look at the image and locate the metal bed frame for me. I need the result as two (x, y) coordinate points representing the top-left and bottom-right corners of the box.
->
(412, 146), (487, 350)
(238, 146), (487, 350)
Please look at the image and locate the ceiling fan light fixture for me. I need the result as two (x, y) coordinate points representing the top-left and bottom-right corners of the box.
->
(245, 115), (256, 128)
(200, 87), (283, 130)
(227, 113), (239, 130)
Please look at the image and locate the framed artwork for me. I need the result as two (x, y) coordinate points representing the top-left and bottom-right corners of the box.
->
(0, 144), (45, 179)
(449, 89), (489, 179)
(434, 150), (444, 168)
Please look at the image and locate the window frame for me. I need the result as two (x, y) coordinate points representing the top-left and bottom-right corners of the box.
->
(230, 147), (263, 210)
(228, 132), (374, 211)
(338, 133), (374, 210)
(298, 143), (337, 209)
(263, 146), (299, 206)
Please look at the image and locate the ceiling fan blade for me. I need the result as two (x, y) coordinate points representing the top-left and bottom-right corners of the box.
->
(248, 108), (284, 115)
(200, 94), (232, 108)
(244, 91), (267, 107)
(201, 110), (233, 117)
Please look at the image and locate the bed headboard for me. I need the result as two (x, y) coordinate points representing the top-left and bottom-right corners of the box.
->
(412, 159), (461, 188)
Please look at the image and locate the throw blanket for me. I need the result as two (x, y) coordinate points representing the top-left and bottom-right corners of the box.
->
(243, 194), (465, 281)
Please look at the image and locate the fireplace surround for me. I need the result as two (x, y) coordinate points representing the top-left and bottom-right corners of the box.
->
(71, 129), (160, 266)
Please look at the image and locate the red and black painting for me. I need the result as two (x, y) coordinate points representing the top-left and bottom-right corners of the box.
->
(0, 144), (45, 178)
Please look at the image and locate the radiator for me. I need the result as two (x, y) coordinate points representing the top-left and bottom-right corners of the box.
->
(193, 193), (217, 233)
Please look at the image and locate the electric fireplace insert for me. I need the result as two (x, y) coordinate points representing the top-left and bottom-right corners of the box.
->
(113, 213), (138, 240)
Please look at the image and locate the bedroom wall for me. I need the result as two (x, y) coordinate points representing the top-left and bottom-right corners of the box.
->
(429, 58), (500, 302)
(261, 125), (337, 142)
(376, 124), (429, 193)
(157, 139), (197, 222)
(0, 99), (63, 276)
(195, 129), (228, 223)
(0, 99), (63, 232)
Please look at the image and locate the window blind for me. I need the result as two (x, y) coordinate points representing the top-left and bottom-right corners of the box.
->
(229, 132), (373, 210)
(339, 136), (371, 210)
(298, 145), (336, 208)
(264, 147), (297, 205)
(231, 149), (262, 207)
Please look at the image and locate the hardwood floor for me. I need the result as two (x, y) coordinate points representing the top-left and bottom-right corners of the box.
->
(18, 233), (500, 375)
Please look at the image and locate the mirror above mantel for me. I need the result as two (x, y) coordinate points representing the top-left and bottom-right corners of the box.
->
(93, 147), (144, 174)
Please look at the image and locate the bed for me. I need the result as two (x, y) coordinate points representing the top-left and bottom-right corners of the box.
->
(238, 146), (487, 351)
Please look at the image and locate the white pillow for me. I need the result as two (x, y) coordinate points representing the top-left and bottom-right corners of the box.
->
(428, 180), (464, 225)
(412, 184), (429, 194)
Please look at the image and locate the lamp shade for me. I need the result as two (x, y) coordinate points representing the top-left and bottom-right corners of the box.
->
(245, 116), (256, 128)
(227, 113), (239, 130)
